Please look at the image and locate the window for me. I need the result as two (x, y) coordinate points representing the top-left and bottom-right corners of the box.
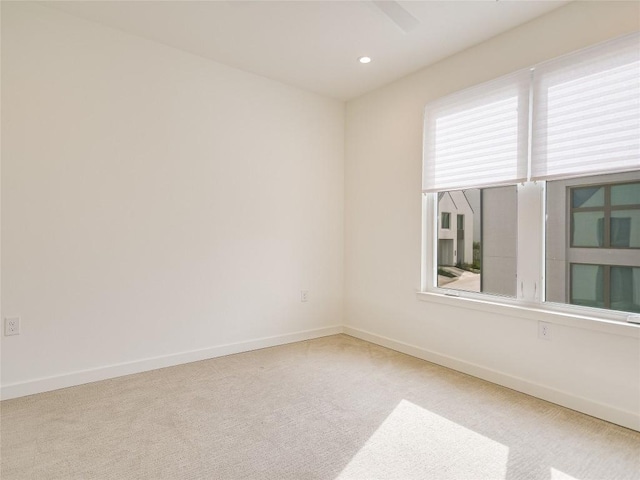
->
(570, 181), (640, 248)
(569, 264), (640, 313)
(441, 212), (450, 229)
(422, 32), (640, 322)
(546, 173), (640, 314)
(436, 187), (517, 296)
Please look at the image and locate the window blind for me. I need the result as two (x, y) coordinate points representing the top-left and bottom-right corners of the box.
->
(531, 33), (640, 181)
(422, 71), (530, 193)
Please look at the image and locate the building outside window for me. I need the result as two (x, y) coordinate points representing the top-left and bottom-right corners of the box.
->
(546, 175), (640, 314)
(437, 192), (480, 290)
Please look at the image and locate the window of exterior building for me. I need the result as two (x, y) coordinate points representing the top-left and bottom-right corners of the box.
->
(441, 212), (450, 229)
(570, 182), (640, 248)
(569, 264), (640, 313)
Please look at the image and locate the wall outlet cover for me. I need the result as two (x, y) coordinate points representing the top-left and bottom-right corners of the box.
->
(5, 317), (21, 336)
(538, 321), (551, 341)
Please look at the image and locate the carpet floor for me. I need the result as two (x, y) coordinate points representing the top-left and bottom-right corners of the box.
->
(1, 334), (639, 479)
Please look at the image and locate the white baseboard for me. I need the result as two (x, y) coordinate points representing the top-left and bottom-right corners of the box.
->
(343, 326), (640, 432)
(0, 325), (344, 401)
(4, 323), (638, 432)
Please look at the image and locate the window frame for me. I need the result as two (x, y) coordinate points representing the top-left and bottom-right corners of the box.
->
(423, 182), (544, 307)
(422, 176), (640, 326)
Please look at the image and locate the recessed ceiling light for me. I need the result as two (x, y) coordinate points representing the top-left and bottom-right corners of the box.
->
(358, 56), (372, 64)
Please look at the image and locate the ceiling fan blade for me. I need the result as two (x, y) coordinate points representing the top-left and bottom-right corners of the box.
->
(372, 1), (420, 34)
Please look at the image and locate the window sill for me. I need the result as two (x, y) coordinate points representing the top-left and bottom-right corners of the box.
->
(416, 291), (640, 338)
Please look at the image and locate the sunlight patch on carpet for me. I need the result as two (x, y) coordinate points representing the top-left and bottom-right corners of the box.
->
(550, 468), (581, 480)
(336, 399), (509, 480)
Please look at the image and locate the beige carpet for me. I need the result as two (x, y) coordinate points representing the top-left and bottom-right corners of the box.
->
(1, 334), (639, 479)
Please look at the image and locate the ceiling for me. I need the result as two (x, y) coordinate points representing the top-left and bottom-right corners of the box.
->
(46, 1), (569, 100)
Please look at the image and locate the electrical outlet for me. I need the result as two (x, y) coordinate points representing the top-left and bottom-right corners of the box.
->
(301, 290), (309, 303)
(5, 317), (20, 336)
(538, 321), (551, 341)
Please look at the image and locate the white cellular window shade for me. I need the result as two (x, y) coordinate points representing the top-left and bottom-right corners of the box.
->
(422, 71), (530, 193)
(531, 32), (640, 181)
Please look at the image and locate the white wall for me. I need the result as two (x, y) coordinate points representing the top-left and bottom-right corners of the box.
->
(344, 1), (640, 430)
(1, 3), (344, 396)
